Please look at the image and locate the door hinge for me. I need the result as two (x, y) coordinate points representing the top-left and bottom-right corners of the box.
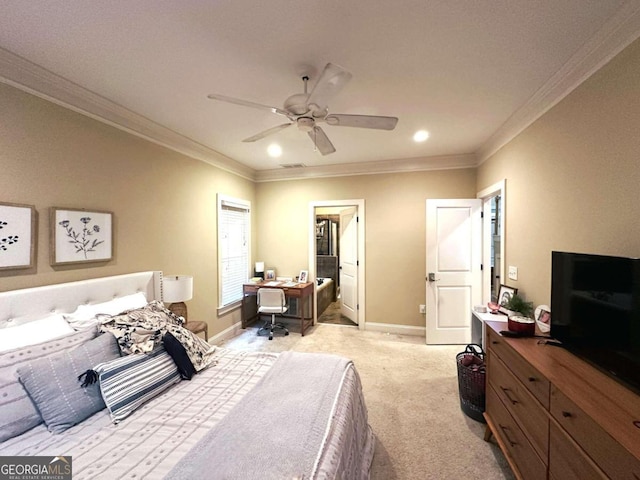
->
(357, 304), (360, 310)
(356, 216), (359, 222)
(481, 264), (484, 271)
(481, 211), (484, 218)
(357, 260), (359, 266)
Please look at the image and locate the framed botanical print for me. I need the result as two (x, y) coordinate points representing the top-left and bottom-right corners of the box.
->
(0, 202), (36, 270)
(50, 207), (113, 266)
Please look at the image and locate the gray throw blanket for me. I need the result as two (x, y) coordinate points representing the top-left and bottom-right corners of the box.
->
(166, 351), (352, 480)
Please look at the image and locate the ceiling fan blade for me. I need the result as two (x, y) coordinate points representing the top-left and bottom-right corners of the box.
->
(242, 123), (293, 142)
(308, 126), (336, 156)
(207, 93), (291, 118)
(325, 114), (398, 130)
(306, 63), (352, 112)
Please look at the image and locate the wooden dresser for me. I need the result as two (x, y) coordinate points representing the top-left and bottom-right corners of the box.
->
(484, 321), (640, 480)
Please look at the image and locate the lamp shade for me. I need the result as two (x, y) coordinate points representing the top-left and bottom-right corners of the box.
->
(163, 275), (193, 303)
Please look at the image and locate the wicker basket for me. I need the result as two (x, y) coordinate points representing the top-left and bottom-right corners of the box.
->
(456, 344), (486, 423)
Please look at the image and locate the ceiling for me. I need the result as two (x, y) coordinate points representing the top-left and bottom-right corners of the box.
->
(1, 1), (639, 181)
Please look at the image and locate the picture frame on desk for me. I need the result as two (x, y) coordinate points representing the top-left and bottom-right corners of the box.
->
(298, 270), (308, 283)
(265, 269), (276, 280)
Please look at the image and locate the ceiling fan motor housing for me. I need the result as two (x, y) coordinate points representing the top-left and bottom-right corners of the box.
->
(297, 117), (315, 132)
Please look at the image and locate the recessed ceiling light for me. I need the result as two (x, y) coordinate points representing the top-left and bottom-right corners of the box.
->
(267, 143), (282, 157)
(413, 130), (430, 142)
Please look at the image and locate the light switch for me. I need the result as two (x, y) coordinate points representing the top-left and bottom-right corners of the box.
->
(508, 266), (518, 281)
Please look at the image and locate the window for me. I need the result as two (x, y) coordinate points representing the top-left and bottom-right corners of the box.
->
(217, 194), (250, 309)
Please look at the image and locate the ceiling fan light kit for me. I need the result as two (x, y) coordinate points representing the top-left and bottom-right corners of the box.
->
(208, 62), (398, 156)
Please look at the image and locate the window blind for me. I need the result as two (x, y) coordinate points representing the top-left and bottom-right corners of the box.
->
(218, 196), (250, 307)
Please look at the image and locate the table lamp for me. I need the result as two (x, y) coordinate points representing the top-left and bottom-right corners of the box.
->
(163, 275), (193, 320)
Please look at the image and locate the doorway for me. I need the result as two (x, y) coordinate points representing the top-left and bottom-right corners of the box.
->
(477, 180), (506, 303)
(308, 200), (365, 328)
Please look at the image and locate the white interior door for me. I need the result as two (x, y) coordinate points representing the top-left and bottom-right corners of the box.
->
(339, 207), (358, 324)
(426, 199), (482, 344)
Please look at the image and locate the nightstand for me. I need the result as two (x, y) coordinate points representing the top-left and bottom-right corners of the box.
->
(184, 321), (208, 341)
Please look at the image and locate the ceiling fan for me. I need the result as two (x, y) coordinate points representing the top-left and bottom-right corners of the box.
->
(207, 63), (398, 156)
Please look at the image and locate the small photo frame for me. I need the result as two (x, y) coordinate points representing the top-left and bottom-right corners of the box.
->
(0, 202), (36, 270)
(265, 269), (276, 280)
(50, 207), (113, 266)
(497, 284), (518, 314)
(535, 304), (551, 333)
(298, 270), (308, 283)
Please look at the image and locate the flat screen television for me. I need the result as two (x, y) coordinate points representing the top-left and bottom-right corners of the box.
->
(551, 251), (640, 394)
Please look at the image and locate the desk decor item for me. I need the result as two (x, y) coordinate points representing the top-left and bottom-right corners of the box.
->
(255, 261), (265, 279)
(50, 207), (113, 266)
(162, 275), (193, 320)
(0, 202), (36, 270)
(298, 270), (308, 283)
(265, 269), (276, 280)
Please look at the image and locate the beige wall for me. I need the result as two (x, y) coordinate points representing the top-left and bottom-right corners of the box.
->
(0, 82), (256, 336)
(256, 169), (477, 327)
(6, 36), (638, 336)
(477, 37), (640, 307)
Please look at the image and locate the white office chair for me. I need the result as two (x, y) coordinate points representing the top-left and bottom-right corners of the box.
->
(257, 288), (289, 340)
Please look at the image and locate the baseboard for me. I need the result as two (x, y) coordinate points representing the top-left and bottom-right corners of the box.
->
(364, 322), (426, 337)
(208, 321), (243, 345)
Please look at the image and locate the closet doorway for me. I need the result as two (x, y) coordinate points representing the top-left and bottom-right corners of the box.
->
(308, 200), (365, 329)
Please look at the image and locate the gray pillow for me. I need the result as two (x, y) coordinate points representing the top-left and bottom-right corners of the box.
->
(0, 327), (98, 442)
(17, 332), (121, 434)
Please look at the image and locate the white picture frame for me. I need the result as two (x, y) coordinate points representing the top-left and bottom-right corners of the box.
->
(50, 207), (113, 266)
(0, 202), (36, 270)
(298, 270), (308, 283)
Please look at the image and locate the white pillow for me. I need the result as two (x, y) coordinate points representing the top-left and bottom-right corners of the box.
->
(0, 314), (75, 352)
(64, 292), (148, 330)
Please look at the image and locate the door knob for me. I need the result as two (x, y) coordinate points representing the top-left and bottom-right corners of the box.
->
(427, 273), (440, 282)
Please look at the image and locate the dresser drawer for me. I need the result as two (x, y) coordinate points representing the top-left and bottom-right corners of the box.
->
(550, 386), (640, 479)
(549, 421), (607, 480)
(487, 327), (550, 408)
(489, 353), (549, 461)
(486, 385), (547, 480)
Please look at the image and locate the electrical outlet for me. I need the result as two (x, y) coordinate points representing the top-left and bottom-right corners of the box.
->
(508, 266), (518, 281)
(419, 304), (426, 314)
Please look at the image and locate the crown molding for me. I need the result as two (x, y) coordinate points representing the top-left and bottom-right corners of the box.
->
(2, 0), (638, 182)
(477, 1), (640, 165)
(255, 153), (477, 182)
(0, 47), (256, 181)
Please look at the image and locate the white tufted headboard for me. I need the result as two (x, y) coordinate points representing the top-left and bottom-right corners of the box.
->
(0, 271), (163, 329)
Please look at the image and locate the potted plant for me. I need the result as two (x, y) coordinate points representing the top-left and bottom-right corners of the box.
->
(501, 294), (536, 335)
(501, 294), (534, 318)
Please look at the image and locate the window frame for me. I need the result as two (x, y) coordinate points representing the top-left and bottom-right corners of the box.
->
(217, 194), (251, 315)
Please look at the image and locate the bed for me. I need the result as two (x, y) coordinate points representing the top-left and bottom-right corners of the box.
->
(0, 272), (374, 479)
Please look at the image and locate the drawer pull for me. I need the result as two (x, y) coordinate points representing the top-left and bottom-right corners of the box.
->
(500, 386), (519, 405)
(634, 420), (640, 429)
(499, 424), (517, 447)
(562, 411), (572, 418)
(528, 376), (536, 382)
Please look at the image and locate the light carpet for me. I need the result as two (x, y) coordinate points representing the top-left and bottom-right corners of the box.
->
(218, 323), (515, 480)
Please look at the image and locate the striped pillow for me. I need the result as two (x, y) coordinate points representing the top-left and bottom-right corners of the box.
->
(95, 348), (181, 423)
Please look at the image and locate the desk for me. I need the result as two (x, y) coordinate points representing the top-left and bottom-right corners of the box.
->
(242, 281), (314, 336)
(471, 310), (507, 348)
